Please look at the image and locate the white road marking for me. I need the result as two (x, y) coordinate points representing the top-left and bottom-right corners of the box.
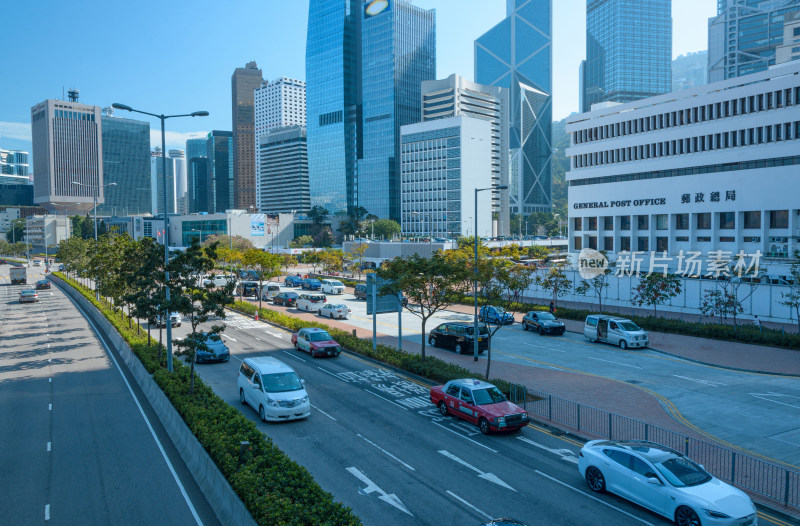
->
(48, 403), (52, 411)
(254, 337), (261, 341)
(346, 467), (412, 516)
(431, 421), (498, 453)
(445, 490), (492, 520)
(517, 436), (578, 464)
(282, 351), (307, 363)
(365, 389), (408, 410)
(45, 504), (50, 520)
(221, 333), (237, 342)
(674, 375), (724, 387)
(750, 392), (800, 409)
(311, 404), (337, 421)
(588, 357), (642, 369)
(48, 378), (51, 383)
(316, 366), (340, 379)
(438, 450), (515, 490)
(534, 470), (653, 525)
(47, 442), (51, 452)
(357, 434), (415, 471)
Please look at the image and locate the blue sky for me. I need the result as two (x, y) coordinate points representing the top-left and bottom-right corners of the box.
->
(0, 0), (715, 158)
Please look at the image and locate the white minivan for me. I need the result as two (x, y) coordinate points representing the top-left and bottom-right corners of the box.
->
(237, 357), (310, 422)
(296, 293), (327, 313)
(260, 283), (281, 301)
(320, 279), (345, 295)
(584, 315), (649, 349)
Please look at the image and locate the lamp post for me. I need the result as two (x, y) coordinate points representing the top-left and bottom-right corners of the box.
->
(370, 219), (375, 241)
(112, 103), (208, 373)
(73, 180), (117, 299)
(474, 185), (508, 361)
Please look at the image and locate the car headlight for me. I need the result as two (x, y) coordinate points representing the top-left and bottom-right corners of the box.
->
(300, 395), (309, 404)
(702, 509), (731, 519)
(266, 397), (280, 407)
(494, 416), (506, 424)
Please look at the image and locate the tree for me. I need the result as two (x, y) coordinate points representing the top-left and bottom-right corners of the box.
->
(527, 245), (550, 260)
(779, 250), (800, 333)
(700, 289), (741, 324)
(202, 234), (254, 251)
(371, 219), (400, 240)
(169, 241), (234, 394)
(319, 249), (344, 275)
(5, 218), (25, 244)
(280, 253), (297, 275)
(123, 237), (164, 346)
(349, 241), (369, 280)
(304, 250), (322, 275)
(289, 235), (314, 248)
(312, 226), (334, 248)
(377, 253), (471, 360)
(574, 252), (616, 311)
(307, 205), (330, 225)
(537, 261), (572, 309)
(242, 248), (282, 309)
(631, 273), (682, 316)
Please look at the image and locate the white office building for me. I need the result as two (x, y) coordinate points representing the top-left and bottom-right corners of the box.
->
(566, 61), (800, 275)
(258, 126), (309, 214)
(400, 115), (493, 239)
(170, 149), (187, 214)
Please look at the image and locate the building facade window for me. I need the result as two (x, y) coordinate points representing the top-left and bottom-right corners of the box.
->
(637, 237), (649, 251)
(574, 217), (582, 231)
(620, 236), (631, 251)
(719, 212), (735, 229)
(656, 214), (668, 230)
(603, 216), (614, 230)
(637, 215), (648, 230)
(675, 214), (689, 230)
(604, 236), (613, 251)
(697, 213), (711, 229)
(587, 217), (597, 230)
(743, 211), (761, 229)
(574, 237), (582, 250)
(620, 216), (631, 230)
(769, 210), (789, 228)
(656, 237), (668, 252)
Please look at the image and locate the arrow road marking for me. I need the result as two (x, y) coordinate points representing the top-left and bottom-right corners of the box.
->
(750, 392), (800, 409)
(674, 375), (724, 387)
(346, 467), (412, 516)
(221, 333), (237, 342)
(438, 450), (515, 491)
(517, 436), (578, 464)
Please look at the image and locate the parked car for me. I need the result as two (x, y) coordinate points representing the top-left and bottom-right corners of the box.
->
(522, 311), (565, 335)
(235, 281), (260, 298)
(479, 305), (515, 325)
(32, 259), (42, 267)
(35, 279), (51, 290)
(584, 315), (648, 349)
(195, 333), (230, 363)
(301, 278), (322, 290)
(578, 440), (757, 526)
(272, 292), (299, 307)
(430, 378), (529, 434)
(291, 327), (342, 358)
(354, 283), (367, 300)
(428, 322), (489, 354)
(153, 311), (182, 328)
(19, 289), (39, 303)
(203, 274), (235, 288)
(237, 357), (310, 422)
(319, 303), (351, 319)
(260, 283), (281, 302)
(284, 275), (304, 287)
(320, 279), (345, 295)
(296, 293), (327, 313)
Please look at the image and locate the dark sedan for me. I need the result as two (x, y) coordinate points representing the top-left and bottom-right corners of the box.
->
(195, 333), (230, 363)
(428, 322), (489, 354)
(354, 284), (367, 300)
(35, 279), (51, 290)
(272, 292), (299, 307)
(301, 278), (322, 290)
(522, 311), (565, 335)
(284, 275), (304, 287)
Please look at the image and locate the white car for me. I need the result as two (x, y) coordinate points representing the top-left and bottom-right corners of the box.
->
(237, 357), (310, 422)
(153, 311), (182, 328)
(578, 440), (757, 526)
(320, 279), (345, 295)
(203, 274), (235, 288)
(296, 293), (327, 313)
(319, 303), (351, 319)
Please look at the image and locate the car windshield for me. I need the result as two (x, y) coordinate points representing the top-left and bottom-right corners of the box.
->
(329, 281), (343, 286)
(262, 372), (303, 393)
(309, 331), (332, 342)
(493, 307), (506, 314)
(619, 321), (641, 331)
(307, 279), (320, 284)
(466, 325), (489, 336)
(329, 304), (346, 309)
(472, 387), (508, 405)
(654, 456), (711, 487)
(286, 292), (298, 298)
(537, 312), (556, 320)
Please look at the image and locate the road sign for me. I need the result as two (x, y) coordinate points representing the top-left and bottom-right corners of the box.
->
(366, 274), (402, 315)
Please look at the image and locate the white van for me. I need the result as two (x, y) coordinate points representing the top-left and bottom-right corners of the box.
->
(296, 293), (327, 313)
(237, 357), (310, 422)
(260, 283), (282, 301)
(320, 279), (345, 295)
(584, 315), (649, 349)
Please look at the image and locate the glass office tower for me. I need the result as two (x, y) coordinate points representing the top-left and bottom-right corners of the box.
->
(476, 0), (553, 214)
(583, 0), (672, 112)
(207, 131), (233, 214)
(98, 113), (151, 216)
(306, 0), (362, 214)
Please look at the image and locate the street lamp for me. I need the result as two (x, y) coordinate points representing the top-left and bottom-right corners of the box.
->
(73, 180), (117, 299)
(412, 211), (432, 244)
(474, 185), (508, 361)
(370, 219), (375, 241)
(190, 228), (203, 245)
(112, 102), (208, 373)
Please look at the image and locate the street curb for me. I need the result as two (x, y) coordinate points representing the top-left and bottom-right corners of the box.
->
(52, 275), (257, 526)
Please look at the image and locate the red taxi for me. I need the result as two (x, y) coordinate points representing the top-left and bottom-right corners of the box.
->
(430, 378), (529, 434)
(291, 327), (342, 358)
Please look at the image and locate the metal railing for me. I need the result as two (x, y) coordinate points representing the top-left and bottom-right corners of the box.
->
(508, 383), (800, 511)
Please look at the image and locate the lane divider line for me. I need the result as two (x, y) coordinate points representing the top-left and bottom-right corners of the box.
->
(310, 404), (337, 422)
(358, 433), (415, 471)
(445, 490), (492, 520)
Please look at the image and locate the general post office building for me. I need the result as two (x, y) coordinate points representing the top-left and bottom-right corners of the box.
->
(566, 61), (800, 274)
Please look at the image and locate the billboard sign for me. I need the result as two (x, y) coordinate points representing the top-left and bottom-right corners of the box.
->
(250, 214), (265, 237)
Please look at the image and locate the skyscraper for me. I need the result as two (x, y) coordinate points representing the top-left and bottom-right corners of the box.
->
(708, 0), (800, 82)
(359, 0), (436, 220)
(583, 0), (672, 112)
(476, 0), (553, 214)
(187, 157), (209, 214)
(306, 0), (362, 215)
(30, 95), (103, 212)
(171, 149), (187, 214)
(231, 61), (263, 210)
(150, 148), (175, 215)
(186, 137), (207, 163)
(98, 108), (151, 216)
(207, 130), (234, 214)
(258, 126), (310, 214)
(0, 147), (29, 176)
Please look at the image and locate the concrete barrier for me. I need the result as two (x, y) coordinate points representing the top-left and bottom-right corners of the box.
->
(51, 274), (257, 526)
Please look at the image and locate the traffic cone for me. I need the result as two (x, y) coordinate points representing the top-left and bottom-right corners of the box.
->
(255, 311), (259, 321)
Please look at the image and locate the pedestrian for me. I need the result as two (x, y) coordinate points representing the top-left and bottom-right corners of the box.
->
(753, 315), (762, 333)
(549, 301), (555, 314)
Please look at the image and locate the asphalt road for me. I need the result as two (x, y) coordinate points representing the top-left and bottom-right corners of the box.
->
(0, 265), (220, 526)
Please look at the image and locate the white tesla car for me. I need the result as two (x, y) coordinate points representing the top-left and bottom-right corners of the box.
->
(578, 440), (757, 526)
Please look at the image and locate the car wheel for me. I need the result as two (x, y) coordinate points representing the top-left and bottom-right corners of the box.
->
(478, 418), (490, 435)
(239, 388), (247, 406)
(438, 401), (449, 416)
(429, 337), (436, 348)
(478, 315), (483, 322)
(455, 343), (463, 355)
(585, 466), (606, 492)
(259, 405), (266, 422)
(619, 340), (628, 350)
(522, 322), (528, 331)
(538, 326), (544, 336)
(674, 506), (701, 526)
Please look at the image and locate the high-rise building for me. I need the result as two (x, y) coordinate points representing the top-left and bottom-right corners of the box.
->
(1, 147), (29, 176)
(187, 157), (209, 214)
(207, 130), (234, 214)
(708, 0), (800, 82)
(150, 147), (175, 215)
(306, 0), (363, 215)
(776, 11), (800, 65)
(258, 126), (310, 214)
(170, 149), (187, 214)
(254, 77), (306, 211)
(476, 0), (553, 214)
(231, 61), (263, 210)
(358, 0), (436, 220)
(583, 0), (672, 112)
(186, 137), (207, 162)
(421, 74), (510, 235)
(98, 108), (151, 216)
(30, 95), (103, 212)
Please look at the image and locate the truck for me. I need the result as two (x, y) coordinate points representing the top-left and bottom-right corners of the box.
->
(10, 266), (27, 284)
